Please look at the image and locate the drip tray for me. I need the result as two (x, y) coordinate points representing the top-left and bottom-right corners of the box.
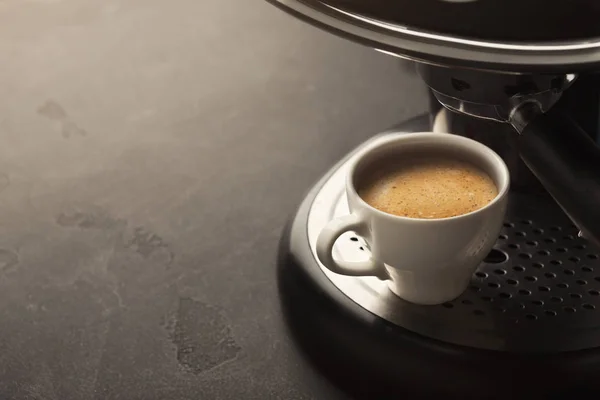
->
(306, 132), (600, 353)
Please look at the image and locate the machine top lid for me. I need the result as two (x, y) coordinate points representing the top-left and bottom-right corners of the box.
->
(269, 0), (600, 72)
(322, 0), (600, 43)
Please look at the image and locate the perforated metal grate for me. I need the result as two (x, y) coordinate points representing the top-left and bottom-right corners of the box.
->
(440, 220), (600, 323)
(335, 199), (600, 352)
(306, 131), (600, 352)
(324, 195), (600, 351)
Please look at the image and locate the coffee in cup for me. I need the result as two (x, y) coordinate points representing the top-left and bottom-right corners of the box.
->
(359, 157), (498, 219)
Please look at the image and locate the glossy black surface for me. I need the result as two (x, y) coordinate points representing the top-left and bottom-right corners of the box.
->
(277, 115), (600, 398)
(268, 0), (600, 72)
(315, 0), (600, 42)
(277, 121), (600, 396)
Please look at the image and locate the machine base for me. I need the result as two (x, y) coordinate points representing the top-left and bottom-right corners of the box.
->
(278, 115), (600, 398)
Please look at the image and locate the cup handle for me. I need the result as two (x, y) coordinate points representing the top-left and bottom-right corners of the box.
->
(316, 214), (389, 280)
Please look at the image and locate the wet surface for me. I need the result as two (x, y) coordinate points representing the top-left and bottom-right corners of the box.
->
(172, 298), (242, 374)
(0, 0), (426, 398)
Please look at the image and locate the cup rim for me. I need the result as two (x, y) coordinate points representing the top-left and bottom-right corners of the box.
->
(347, 131), (510, 223)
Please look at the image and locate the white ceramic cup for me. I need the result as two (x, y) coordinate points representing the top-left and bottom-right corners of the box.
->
(316, 132), (510, 305)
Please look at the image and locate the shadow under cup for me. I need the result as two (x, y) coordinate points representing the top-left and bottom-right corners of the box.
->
(349, 134), (510, 305)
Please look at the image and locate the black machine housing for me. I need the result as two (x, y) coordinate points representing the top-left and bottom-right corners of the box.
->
(268, 1), (600, 397)
(278, 77), (600, 399)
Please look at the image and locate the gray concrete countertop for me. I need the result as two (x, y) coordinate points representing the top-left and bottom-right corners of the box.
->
(0, 0), (426, 398)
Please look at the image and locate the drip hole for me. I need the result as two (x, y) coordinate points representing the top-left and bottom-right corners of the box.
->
(484, 249), (508, 264)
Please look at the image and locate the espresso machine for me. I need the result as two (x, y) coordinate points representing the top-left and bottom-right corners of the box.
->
(270, 1), (600, 398)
